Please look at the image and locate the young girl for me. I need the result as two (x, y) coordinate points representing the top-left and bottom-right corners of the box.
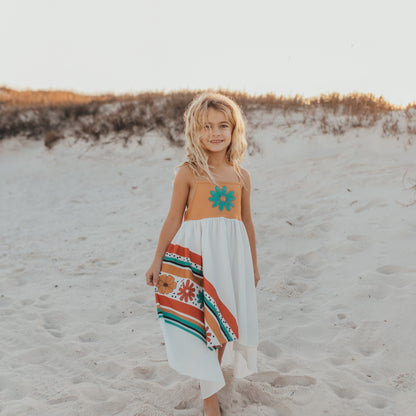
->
(145, 92), (259, 416)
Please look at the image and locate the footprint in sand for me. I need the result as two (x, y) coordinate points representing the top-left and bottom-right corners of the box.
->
(366, 395), (389, 409)
(129, 294), (144, 303)
(106, 312), (125, 325)
(347, 234), (368, 242)
(375, 265), (415, 289)
(352, 321), (384, 357)
(315, 222), (331, 233)
(376, 265), (413, 275)
(233, 378), (292, 415)
(290, 258), (320, 279)
(48, 395), (77, 405)
(42, 311), (66, 339)
(391, 373), (416, 392)
(132, 366), (155, 380)
(295, 251), (325, 270)
(258, 340), (282, 358)
(235, 370), (316, 414)
(272, 375), (316, 388)
(248, 371), (282, 385)
(341, 234), (373, 253)
(93, 360), (125, 378)
(272, 280), (308, 298)
(129, 293), (151, 306)
(21, 298), (35, 306)
(275, 359), (298, 373)
(248, 371), (316, 389)
(78, 332), (99, 343)
(335, 313), (357, 329)
(328, 383), (359, 399)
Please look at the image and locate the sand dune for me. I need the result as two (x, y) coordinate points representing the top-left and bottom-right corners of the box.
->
(1, 113), (416, 415)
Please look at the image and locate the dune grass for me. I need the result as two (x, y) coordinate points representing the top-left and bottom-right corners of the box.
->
(1, 86), (415, 148)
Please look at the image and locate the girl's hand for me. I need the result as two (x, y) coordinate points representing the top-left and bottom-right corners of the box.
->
(254, 269), (260, 288)
(145, 261), (161, 287)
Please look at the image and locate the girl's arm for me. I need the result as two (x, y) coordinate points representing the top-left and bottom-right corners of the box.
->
(145, 166), (190, 286)
(241, 168), (260, 287)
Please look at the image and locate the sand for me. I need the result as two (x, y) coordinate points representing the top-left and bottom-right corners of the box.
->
(1, 113), (416, 416)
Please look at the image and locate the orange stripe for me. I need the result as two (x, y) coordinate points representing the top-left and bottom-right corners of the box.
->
(205, 309), (227, 345)
(156, 293), (204, 322)
(167, 243), (202, 266)
(160, 263), (203, 287)
(158, 305), (205, 330)
(204, 278), (239, 338)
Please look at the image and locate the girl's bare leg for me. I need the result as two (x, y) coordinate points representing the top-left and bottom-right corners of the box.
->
(203, 344), (226, 415)
(203, 393), (220, 416)
(217, 343), (226, 365)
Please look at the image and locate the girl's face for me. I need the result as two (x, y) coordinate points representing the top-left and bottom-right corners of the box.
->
(200, 108), (233, 155)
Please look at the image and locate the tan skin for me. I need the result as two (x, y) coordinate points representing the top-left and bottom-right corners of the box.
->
(145, 108), (260, 416)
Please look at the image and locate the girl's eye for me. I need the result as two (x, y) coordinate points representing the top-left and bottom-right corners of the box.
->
(221, 124), (228, 128)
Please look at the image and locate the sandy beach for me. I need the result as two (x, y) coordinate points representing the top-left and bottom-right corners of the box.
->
(1, 111), (416, 415)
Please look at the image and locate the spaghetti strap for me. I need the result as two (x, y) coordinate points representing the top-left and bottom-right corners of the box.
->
(188, 166), (241, 187)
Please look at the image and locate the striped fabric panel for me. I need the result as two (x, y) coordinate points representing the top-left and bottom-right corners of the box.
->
(161, 243), (203, 285)
(161, 263), (203, 287)
(162, 256), (202, 277)
(203, 278), (239, 348)
(204, 307), (227, 346)
(165, 244), (203, 271)
(156, 294), (204, 325)
(156, 294), (206, 343)
(156, 243), (239, 351)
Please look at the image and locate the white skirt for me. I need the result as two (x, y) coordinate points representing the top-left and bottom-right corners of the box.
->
(155, 217), (258, 398)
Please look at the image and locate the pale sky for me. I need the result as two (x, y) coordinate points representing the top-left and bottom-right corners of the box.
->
(1, 0), (416, 106)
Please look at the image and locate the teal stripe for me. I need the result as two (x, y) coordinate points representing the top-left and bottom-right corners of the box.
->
(160, 316), (206, 344)
(203, 297), (234, 341)
(157, 309), (205, 337)
(163, 256), (203, 277)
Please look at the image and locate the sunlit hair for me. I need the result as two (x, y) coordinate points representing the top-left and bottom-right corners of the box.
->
(176, 92), (248, 188)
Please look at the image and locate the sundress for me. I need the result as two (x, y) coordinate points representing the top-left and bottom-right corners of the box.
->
(154, 173), (258, 399)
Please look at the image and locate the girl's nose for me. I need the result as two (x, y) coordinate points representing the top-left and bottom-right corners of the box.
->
(211, 126), (220, 136)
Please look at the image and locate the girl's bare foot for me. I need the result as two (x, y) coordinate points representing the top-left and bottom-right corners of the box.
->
(203, 393), (220, 416)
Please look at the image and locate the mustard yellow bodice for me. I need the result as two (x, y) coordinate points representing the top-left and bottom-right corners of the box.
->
(184, 181), (242, 221)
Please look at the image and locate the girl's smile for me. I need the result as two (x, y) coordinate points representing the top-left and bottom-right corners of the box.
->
(201, 108), (232, 153)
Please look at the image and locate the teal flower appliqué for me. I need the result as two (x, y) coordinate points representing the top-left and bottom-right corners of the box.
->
(209, 186), (235, 211)
(196, 290), (204, 307)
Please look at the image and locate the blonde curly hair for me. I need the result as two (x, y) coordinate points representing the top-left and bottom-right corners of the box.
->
(176, 92), (248, 188)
